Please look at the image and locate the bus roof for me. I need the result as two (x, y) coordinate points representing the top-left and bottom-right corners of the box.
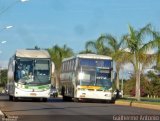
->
(15, 49), (50, 58)
(63, 54), (112, 62)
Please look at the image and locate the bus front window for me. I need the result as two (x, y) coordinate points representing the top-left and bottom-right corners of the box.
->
(96, 72), (112, 89)
(34, 60), (50, 84)
(15, 59), (33, 84)
(78, 71), (96, 86)
(15, 59), (50, 85)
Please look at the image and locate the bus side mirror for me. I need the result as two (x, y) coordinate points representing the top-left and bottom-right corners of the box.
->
(12, 60), (15, 72)
(8, 60), (15, 81)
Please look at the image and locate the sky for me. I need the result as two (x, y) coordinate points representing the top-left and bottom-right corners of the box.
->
(0, 0), (160, 76)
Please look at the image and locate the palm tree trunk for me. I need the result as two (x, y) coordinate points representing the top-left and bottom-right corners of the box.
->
(135, 69), (141, 101)
(135, 53), (141, 101)
(116, 69), (120, 90)
(156, 45), (160, 69)
(57, 69), (62, 92)
(116, 63), (120, 90)
(54, 71), (59, 89)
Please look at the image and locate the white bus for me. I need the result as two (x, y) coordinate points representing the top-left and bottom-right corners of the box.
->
(7, 49), (54, 101)
(60, 54), (114, 102)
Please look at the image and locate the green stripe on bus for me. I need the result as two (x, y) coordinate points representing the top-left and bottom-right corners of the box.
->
(24, 85), (50, 89)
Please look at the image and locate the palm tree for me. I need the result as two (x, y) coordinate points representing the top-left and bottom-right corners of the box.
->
(48, 45), (74, 89)
(145, 31), (160, 70)
(123, 24), (153, 101)
(85, 35), (112, 55)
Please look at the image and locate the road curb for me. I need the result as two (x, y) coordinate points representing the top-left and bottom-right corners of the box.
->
(115, 100), (160, 110)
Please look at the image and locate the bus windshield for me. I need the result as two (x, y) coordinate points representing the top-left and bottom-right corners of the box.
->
(96, 72), (112, 89)
(15, 58), (50, 85)
(79, 70), (96, 86)
(79, 67), (112, 88)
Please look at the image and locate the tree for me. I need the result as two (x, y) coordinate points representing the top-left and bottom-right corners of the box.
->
(85, 35), (112, 55)
(34, 45), (40, 50)
(123, 74), (150, 97)
(48, 45), (74, 89)
(147, 71), (160, 97)
(0, 69), (7, 87)
(123, 24), (153, 101)
(145, 31), (160, 70)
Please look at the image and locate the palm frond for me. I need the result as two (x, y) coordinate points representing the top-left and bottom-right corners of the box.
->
(85, 40), (96, 53)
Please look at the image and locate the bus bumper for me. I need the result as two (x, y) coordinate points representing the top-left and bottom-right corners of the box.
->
(76, 90), (112, 100)
(14, 87), (50, 98)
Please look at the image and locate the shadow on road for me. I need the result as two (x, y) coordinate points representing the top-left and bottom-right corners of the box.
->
(0, 95), (64, 102)
(0, 95), (113, 104)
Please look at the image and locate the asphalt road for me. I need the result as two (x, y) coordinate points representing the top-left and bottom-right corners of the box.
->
(0, 95), (159, 121)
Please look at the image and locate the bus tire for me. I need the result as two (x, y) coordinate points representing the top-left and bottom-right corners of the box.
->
(62, 95), (67, 101)
(110, 98), (115, 104)
(62, 96), (71, 101)
(73, 98), (79, 102)
(13, 97), (18, 102)
(9, 95), (13, 101)
(42, 98), (47, 102)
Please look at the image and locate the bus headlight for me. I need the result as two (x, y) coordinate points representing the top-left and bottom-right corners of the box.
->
(80, 93), (86, 97)
(104, 93), (111, 97)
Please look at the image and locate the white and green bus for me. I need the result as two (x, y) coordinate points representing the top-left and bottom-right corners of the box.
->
(60, 54), (114, 102)
(7, 49), (54, 101)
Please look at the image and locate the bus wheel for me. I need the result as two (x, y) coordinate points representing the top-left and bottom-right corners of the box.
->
(42, 98), (47, 102)
(110, 99), (115, 104)
(62, 96), (67, 101)
(9, 95), (13, 101)
(63, 96), (72, 102)
(13, 97), (18, 102)
(73, 98), (79, 102)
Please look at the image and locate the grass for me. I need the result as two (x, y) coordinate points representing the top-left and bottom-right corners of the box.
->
(135, 101), (160, 105)
(117, 97), (160, 105)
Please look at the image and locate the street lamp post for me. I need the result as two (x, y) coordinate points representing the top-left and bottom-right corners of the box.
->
(0, 25), (13, 33)
(1, 41), (7, 44)
(0, 25), (13, 54)
(5, 26), (13, 29)
(0, 0), (29, 16)
(20, 0), (29, 2)
(0, 40), (7, 54)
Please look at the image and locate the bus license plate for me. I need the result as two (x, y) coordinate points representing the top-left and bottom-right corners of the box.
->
(30, 93), (36, 96)
(80, 94), (85, 98)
